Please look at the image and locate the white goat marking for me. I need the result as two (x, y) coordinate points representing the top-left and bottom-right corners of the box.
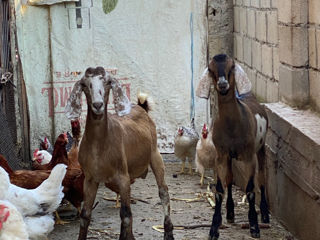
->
(90, 77), (104, 104)
(254, 114), (267, 152)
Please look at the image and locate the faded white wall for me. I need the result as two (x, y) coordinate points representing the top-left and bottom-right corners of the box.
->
(15, 0), (208, 153)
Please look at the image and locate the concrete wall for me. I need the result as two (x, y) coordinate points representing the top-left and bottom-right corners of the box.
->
(265, 103), (320, 240)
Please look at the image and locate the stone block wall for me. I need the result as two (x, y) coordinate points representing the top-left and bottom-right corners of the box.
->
(309, 0), (320, 112)
(233, 0), (279, 103)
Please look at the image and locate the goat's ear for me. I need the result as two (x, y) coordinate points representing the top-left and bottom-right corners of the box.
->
(196, 67), (211, 99)
(65, 80), (83, 120)
(234, 64), (252, 95)
(107, 76), (132, 116)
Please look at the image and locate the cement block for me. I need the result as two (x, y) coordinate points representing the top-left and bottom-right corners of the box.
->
(256, 72), (267, 100)
(260, 0), (271, 8)
(309, 27), (317, 69)
(236, 35), (244, 62)
(279, 25), (308, 67)
(247, 8), (256, 38)
(278, 0), (308, 24)
(252, 40), (262, 71)
(309, 0), (320, 25)
(243, 0), (251, 7)
(239, 7), (247, 35)
(234, 7), (240, 33)
(317, 29), (320, 70)
(251, 0), (260, 8)
(279, 64), (309, 107)
(309, 69), (320, 112)
(271, 0), (277, 8)
(248, 67), (257, 93)
(236, 0), (243, 6)
(267, 11), (278, 45)
(233, 35), (237, 59)
(267, 80), (279, 102)
(256, 11), (267, 42)
(262, 44), (273, 78)
(273, 47), (279, 81)
(243, 37), (252, 66)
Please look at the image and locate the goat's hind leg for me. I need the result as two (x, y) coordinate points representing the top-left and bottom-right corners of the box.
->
(118, 174), (135, 240)
(257, 146), (269, 223)
(78, 177), (99, 240)
(150, 150), (174, 240)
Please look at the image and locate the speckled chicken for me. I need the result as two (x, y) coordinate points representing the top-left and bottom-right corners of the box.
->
(174, 118), (199, 174)
(195, 123), (217, 187)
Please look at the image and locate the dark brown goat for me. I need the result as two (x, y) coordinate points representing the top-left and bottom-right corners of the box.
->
(207, 54), (269, 239)
(65, 67), (174, 240)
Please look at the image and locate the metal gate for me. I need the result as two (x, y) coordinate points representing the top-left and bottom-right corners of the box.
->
(0, 0), (23, 170)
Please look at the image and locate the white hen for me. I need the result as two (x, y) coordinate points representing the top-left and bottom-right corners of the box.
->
(25, 215), (54, 240)
(195, 123), (217, 187)
(0, 200), (29, 240)
(32, 149), (52, 165)
(0, 164), (66, 217)
(174, 118), (199, 174)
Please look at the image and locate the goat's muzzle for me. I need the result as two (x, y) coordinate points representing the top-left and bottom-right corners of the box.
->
(92, 102), (104, 115)
(217, 76), (229, 95)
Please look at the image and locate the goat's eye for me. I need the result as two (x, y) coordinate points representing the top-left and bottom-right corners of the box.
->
(90, 83), (92, 89)
(99, 90), (102, 95)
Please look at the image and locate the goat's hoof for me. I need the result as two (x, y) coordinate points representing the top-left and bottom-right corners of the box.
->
(164, 232), (174, 240)
(250, 225), (260, 238)
(261, 214), (270, 224)
(250, 232), (260, 238)
(227, 218), (234, 223)
(208, 235), (219, 240)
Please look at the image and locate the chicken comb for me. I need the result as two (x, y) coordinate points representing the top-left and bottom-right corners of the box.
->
(33, 148), (39, 157)
(71, 119), (80, 128)
(0, 205), (10, 230)
(202, 123), (207, 131)
(44, 137), (48, 143)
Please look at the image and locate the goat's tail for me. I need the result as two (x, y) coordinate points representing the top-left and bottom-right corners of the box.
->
(137, 92), (154, 113)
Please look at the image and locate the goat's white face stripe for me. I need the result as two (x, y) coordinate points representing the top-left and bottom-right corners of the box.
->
(90, 76), (104, 103)
(89, 76), (105, 114)
(254, 114), (267, 152)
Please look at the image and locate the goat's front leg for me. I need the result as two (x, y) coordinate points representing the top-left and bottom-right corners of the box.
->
(151, 150), (174, 240)
(257, 146), (269, 223)
(226, 157), (234, 223)
(78, 177), (99, 240)
(209, 155), (228, 240)
(245, 156), (260, 238)
(118, 174), (135, 240)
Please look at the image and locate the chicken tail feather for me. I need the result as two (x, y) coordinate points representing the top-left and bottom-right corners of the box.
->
(34, 164), (67, 213)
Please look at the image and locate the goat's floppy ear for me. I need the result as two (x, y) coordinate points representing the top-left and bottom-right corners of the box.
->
(106, 75), (132, 116)
(234, 64), (252, 95)
(65, 79), (83, 120)
(196, 67), (211, 99)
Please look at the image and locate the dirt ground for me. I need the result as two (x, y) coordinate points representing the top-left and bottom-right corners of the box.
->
(49, 154), (296, 240)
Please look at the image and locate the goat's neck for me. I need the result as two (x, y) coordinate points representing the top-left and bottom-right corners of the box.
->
(217, 89), (241, 121)
(84, 107), (109, 140)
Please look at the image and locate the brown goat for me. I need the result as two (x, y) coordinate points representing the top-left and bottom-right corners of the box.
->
(65, 67), (174, 240)
(207, 54), (269, 239)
